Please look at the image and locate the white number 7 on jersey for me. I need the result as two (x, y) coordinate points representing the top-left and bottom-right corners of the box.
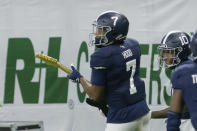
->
(126, 59), (137, 95)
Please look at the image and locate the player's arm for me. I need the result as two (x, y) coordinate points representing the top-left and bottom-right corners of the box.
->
(67, 65), (105, 102)
(82, 52), (108, 102)
(169, 89), (184, 113)
(67, 65), (108, 116)
(167, 89), (184, 131)
(67, 52), (109, 116)
(79, 77), (105, 102)
(151, 107), (170, 119)
(151, 105), (189, 119)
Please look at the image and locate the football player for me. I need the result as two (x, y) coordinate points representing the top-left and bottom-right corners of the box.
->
(157, 31), (197, 131)
(191, 31), (197, 63)
(67, 11), (151, 131)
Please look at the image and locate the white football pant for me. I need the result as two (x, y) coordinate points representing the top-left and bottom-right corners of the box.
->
(105, 111), (151, 131)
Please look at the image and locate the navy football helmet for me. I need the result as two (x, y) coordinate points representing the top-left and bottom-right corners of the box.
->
(89, 11), (129, 47)
(158, 31), (191, 69)
(190, 31), (197, 62)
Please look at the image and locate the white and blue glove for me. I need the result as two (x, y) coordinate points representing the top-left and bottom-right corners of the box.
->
(67, 65), (82, 83)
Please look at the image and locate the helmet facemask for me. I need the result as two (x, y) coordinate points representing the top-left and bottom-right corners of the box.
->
(158, 46), (183, 69)
(89, 21), (112, 47)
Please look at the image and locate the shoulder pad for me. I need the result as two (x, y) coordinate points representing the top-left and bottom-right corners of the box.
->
(90, 49), (110, 69)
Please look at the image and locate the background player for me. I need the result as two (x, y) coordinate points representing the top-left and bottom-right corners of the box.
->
(67, 11), (151, 131)
(157, 30), (197, 131)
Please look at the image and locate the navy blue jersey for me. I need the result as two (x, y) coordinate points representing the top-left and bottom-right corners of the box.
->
(171, 59), (197, 129)
(90, 38), (149, 123)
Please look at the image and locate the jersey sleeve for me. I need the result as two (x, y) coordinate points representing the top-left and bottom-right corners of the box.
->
(90, 50), (109, 86)
(90, 50), (110, 69)
(171, 70), (183, 89)
(91, 68), (106, 86)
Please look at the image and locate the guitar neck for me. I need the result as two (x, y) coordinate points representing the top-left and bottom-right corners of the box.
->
(57, 62), (72, 74)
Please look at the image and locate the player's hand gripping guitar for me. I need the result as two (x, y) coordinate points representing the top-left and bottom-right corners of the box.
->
(35, 53), (82, 82)
(35, 53), (108, 116)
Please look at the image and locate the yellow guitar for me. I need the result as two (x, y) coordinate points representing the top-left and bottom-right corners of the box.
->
(35, 53), (72, 74)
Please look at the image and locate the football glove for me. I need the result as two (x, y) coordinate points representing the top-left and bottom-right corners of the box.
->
(67, 65), (82, 83)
